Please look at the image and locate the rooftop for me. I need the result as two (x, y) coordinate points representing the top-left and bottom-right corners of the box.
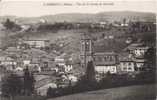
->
(94, 52), (117, 56)
(124, 43), (148, 51)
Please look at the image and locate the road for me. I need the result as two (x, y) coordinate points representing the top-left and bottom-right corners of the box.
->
(48, 84), (156, 100)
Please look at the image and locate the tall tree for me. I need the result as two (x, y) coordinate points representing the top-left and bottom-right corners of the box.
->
(46, 87), (53, 98)
(3, 18), (15, 30)
(144, 46), (156, 71)
(23, 66), (35, 95)
(85, 60), (96, 82)
(75, 60), (97, 91)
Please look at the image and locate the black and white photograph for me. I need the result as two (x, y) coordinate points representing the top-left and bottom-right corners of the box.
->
(0, 0), (156, 100)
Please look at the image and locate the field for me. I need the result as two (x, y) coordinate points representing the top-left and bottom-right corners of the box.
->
(48, 84), (156, 100)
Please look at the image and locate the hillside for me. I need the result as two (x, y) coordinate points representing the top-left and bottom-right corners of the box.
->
(0, 11), (155, 54)
(0, 11), (155, 24)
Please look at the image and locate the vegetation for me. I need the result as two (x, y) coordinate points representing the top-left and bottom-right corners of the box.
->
(144, 46), (156, 71)
(46, 60), (156, 98)
(1, 73), (23, 100)
(3, 18), (21, 31)
(0, 15), (156, 99)
(23, 66), (35, 96)
(1, 67), (35, 100)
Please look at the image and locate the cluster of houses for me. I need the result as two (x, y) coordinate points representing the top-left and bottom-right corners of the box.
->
(0, 18), (155, 96)
(0, 38), (74, 74)
(0, 38), (77, 96)
(80, 36), (149, 76)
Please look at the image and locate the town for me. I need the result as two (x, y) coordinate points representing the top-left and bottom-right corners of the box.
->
(0, 13), (156, 100)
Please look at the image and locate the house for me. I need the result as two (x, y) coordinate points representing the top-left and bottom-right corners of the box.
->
(64, 64), (73, 72)
(133, 58), (146, 71)
(20, 24), (31, 32)
(133, 47), (149, 58)
(22, 39), (50, 48)
(123, 43), (149, 72)
(15, 67), (23, 71)
(55, 57), (65, 66)
(23, 60), (31, 66)
(55, 56), (73, 72)
(0, 23), (5, 30)
(124, 43), (149, 58)
(0, 56), (17, 70)
(6, 47), (20, 54)
(67, 74), (78, 83)
(93, 52), (118, 74)
(119, 53), (135, 73)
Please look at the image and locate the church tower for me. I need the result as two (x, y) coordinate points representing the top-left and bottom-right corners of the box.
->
(80, 33), (93, 68)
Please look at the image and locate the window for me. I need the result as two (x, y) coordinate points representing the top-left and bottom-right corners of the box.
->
(123, 67), (127, 71)
(128, 67), (132, 70)
(109, 56), (113, 61)
(104, 56), (107, 61)
(98, 57), (102, 62)
(128, 62), (132, 66)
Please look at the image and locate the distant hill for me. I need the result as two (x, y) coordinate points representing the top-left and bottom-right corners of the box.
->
(0, 11), (155, 24)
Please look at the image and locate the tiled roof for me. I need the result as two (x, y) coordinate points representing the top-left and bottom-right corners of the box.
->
(94, 52), (117, 66)
(94, 52), (116, 56)
(124, 43), (148, 51)
(118, 52), (134, 62)
(6, 47), (19, 52)
(133, 58), (146, 62)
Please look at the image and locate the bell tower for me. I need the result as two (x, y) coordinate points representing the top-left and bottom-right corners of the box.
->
(80, 33), (93, 68)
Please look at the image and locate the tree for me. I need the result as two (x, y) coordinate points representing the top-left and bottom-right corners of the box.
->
(3, 18), (15, 30)
(46, 87), (54, 98)
(23, 66), (35, 95)
(85, 61), (96, 82)
(144, 46), (156, 71)
(99, 71), (112, 88)
(75, 61), (97, 91)
(1, 73), (23, 100)
(3, 18), (21, 31)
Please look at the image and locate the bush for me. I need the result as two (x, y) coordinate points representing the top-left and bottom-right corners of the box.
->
(1, 73), (23, 98)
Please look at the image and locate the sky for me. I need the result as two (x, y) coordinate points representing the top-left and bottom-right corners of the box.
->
(0, 0), (156, 17)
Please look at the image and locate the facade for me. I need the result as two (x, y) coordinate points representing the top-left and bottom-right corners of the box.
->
(22, 39), (50, 48)
(133, 47), (148, 58)
(80, 36), (150, 74)
(123, 43), (148, 71)
(93, 52), (118, 74)
(118, 52), (135, 73)
(0, 56), (17, 70)
(134, 58), (146, 71)
(119, 60), (135, 73)
(80, 34), (93, 68)
(55, 57), (73, 72)
(80, 35), (118, 74)
(124, 43), (149, 58)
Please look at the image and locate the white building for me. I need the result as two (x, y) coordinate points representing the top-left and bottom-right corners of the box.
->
(93, 52), (118, 74)
(23, 39), (50, 48)
(0, 56), (17, 70)
(118, 52), (135, 73)
(124, 43), (149, 58)
(119, 61), (135, 72)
